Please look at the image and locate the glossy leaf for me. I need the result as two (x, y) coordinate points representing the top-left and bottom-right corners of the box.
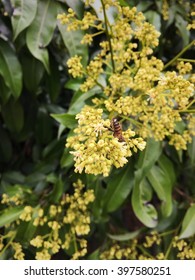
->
(132, 177), (158, 228)
(107, 229), (141, 241)
(35, 109), (53, 144)
(90, 0), (116, 24)
(135, 138), (162, 180)
(147, 165), (173, 217)
(48, 177), (64, 203)
(68, 89), (98, 115)
(25, 172), (46, 184)
(0, 125), (12, 162)
(2, 99), (24, 132)
(46, 56), (61, 102)
(20, 218), (36, 244)
(42, 138), (65, 161)
(65, 78), (83, 91)
(0, 206), (24, 227)
(11, 0), (37, 40)
(51, 113), (77, 129)
(87, 249), (100, 260)
(103, 162), (134, 213)
(0, 39), (22, 98)
(60, 149), (74, 169)
(0, 76), (11, 104)
(175, 14), (190, 46)
(21, 54), (44, 93)
(179, 204), (195, 239)
(91, 180), (107, 221)
(2, 171), (25, 184)
(158, 154), (176, 186)
(144, 11), (161, 31)
(188, 136), (195, 165)
(26, 0), (58, 73)
(65, 0), (84, 18)
(132, 138), (161, 227)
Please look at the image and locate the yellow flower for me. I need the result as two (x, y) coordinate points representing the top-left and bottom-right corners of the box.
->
(30, 235), (43, 248)
(12, 242), (25, 260)
(67, 55), (84, 78)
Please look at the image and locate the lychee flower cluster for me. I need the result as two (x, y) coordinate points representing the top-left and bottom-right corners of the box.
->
(105, 71), (194, 148)
(29, 180), (95, 260)
(66, 106), (146, 176)
(58, 3), (161, 96)
(0, 180), (94, 260)
(58, 0), (195, 175)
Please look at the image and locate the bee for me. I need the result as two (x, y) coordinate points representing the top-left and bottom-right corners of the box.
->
(110, 118), (125, 142)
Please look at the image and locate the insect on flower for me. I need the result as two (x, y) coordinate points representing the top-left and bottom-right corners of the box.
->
(110, 118), (125, 142)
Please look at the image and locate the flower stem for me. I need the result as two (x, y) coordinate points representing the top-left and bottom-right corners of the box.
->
(164, 40), (195, 70)
(100, 0), (115, 73)
(0, 231), (16, 256)
(177, 58), (195, 63)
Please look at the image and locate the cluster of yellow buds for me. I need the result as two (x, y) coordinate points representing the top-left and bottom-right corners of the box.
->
(66, 106), (146, 176)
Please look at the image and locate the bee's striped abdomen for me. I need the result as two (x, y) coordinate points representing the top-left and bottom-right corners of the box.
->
(111, 118), (125, 142)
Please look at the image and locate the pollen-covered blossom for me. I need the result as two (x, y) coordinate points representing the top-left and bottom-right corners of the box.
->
(176, 61), (192, 75)
(100, 241), (137, 260)
(66, 106), (146, 176)
(63, 180), (95, 236)
(104, 70), (194, 146)
(19, 206), (33, 222)
(30, 235), (44, 248)
(12, 242), (25, 260)
(67, 55), (84, 78)
(58, 3), (161, 95)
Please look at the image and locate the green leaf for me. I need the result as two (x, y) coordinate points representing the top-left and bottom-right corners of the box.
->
(0, 206), (24, 227)
(25, 172), (46, 184)
(175, 14), (190, 46)
(135, 138), (162, 179)
(87, 249), (100, 260)
(11, 0), (37, 40)
(1, 99), (24, 132)
(21, 54), (44, 93)
(26, 0), (58, 73)
(179, 204), (195, 239)
(107, 229), (141, 241)
(49, 177), (64, 203)
(65, 78), (83, 91)
(92, 180), (107, 221)
(65, 0), (84, 18)
(0, 125), (12, 162)
(147, 165), (173, 217)
(60, 148), (74, 169)
(58, 24), (88, 66)
(2, 171), (25, 184)
(90, 0), (116, 24)
(0, 76), (11, 104)
(42, 138), (65, 161)
(103, 162), (134, 213)
(188, 136), (195, 165)
(158, 154), (176, 186)
(132, 178), (158, 228)
(0, 39), (22, 98)
(35, 109), (53, 144)
(68, 89), (97, 115)
(51, 113), (77, 129)
(46, 56), (61, 102)
(19, 218), (36, 244)
(144, 11), (161, 31)
(136, 1), (153, 12)
(132, 138), (161, 227)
